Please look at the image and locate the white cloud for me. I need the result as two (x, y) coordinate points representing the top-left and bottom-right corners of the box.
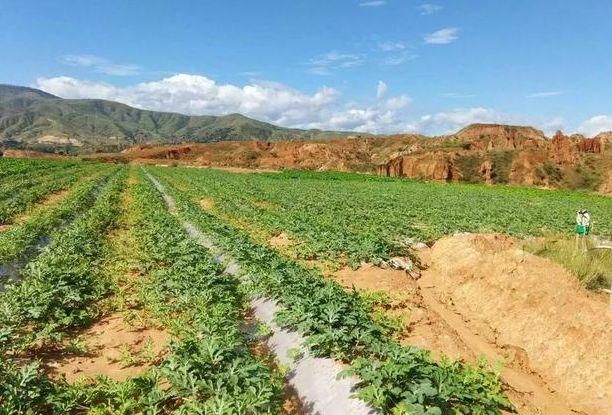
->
(307, 51), (364, 75)
(61, 54), (140, 76)
(359, 1), (386, 7)
(308, 67), (332, 76)
(385, 95), (411, 110)
(577, 115), (612, 136)
(239, 71), (262, 78)
(378, 42), (406, 52)
(541, 117), (566, 136)
(35, 76), (122, 99)
(424, 27), (459, 45)
(419, 3), (442, 15)
(407, 107), (506, 135)
(382, 52), (418, 65)
(35, 74), (412, 134)
(526, 91), (564, 98)
(29, 75), (588, 137)
(376, 81), (388, 99)
(376, 42), (417, 65)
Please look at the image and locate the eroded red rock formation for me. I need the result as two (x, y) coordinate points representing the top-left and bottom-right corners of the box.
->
(578, 138), (602, 153)
(480, 160), (493, 185)
(549, 131), (576, 165)
(381, 153), (454, 181)
(165, 146), (192, 159)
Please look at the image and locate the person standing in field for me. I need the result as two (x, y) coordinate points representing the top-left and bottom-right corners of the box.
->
(575, 208), (592, 251)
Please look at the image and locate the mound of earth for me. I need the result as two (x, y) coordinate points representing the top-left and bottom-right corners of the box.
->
(420, 233), (611, 415)
(455, 123), (547, 148)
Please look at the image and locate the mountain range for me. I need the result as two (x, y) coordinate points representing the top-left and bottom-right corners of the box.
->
(0, 84), (356, 154)
(2, 84), (610, 193)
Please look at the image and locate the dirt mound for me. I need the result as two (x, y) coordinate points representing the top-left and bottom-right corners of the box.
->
(421, 233), (611, 415)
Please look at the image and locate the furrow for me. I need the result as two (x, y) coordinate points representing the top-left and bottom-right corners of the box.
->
(147, 171), (376, 415)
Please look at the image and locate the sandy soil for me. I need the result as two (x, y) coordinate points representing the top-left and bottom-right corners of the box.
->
(44, 313), (170, 383)
(38, 189), (70, 207)
(333, 263), (474, 362)
(422, 233), (611, 415)
(269, 232), (293, 248)
(199, 198), (215, 211)
(329, 234), (611, 415)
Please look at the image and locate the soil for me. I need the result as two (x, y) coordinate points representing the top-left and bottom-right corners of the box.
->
(3, 189), (71, 228)
(199, 198), (215, 211)
(333, 264), (474, 362)
(253, 200), (276, 209)
(39, 189), (70, 207)
(269, 232), (293, 248)
(44, 313), (170, 383)
(328, 234), (611, 415)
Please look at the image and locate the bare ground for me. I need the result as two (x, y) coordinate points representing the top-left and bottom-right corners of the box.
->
(44, 313), (170, 383)
(270, 232), (293, 248)
(43, 177), (171, 384)
(328, 234), (611, 415)
(199, 198), (215, 211)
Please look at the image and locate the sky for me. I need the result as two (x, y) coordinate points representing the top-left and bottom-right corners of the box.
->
(1, 0), (611, 136)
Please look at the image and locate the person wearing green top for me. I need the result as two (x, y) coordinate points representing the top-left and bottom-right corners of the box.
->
(575, 208), (592, 251)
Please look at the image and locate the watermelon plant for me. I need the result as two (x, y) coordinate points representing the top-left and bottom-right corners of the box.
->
(154, 167), (612, 267)
(0, 166), (285, 414)
(150, 169), (514, 414)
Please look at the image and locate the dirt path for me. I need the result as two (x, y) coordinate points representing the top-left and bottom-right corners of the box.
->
(332, 263), (571, 414)
(329, 234), (611, 415)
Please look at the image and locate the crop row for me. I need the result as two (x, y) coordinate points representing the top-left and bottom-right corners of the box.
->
(0, 158), (81, 181)
(124, 169), (284, 413)
(0, 162), (103, 225)
(0, 166), (116, 265)
(0, 168), (127, 352)
(150, 170), (512, 414)
(0, 163), (84, 201)
(154, 168), (612, 266)
(0, 168), (127, 413)
(0, 167), (286, 414)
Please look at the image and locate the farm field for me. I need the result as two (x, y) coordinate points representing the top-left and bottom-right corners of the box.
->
(1, 158), (611, 414)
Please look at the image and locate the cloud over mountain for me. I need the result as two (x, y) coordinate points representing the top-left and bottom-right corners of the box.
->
(36, 74), (412, 134)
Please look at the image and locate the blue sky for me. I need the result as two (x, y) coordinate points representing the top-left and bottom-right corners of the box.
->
(1, 0), (611, 135)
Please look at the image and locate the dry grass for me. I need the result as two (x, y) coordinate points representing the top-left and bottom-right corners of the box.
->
(524, 234), (612, 289)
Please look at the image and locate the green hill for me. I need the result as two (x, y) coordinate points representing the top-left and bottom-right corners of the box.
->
(0, 84), (356, 154)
